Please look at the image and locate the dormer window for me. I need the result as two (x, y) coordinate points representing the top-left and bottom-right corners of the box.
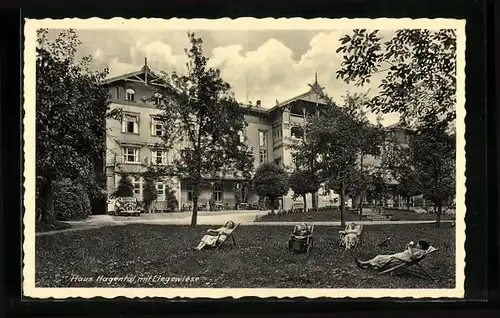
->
(126, 88), (135, 102)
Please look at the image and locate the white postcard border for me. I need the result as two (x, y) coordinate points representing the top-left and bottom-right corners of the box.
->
(23, 17), (467, 299)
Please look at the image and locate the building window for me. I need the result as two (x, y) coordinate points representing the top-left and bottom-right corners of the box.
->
(156, 182), (165, 200)
(259, 149), (267, 164)
(274, 158), (282, 167)
(122, 147), (140, 163)
(321, 184), (330, 196)
(259, 131), (267, 147)
(151, 150), (168, 165)
(213, 183), (223, 202)
(115, 86), (120, 99)
(153, 92), (162, 106)
(151, 118), (165, 136)
(130, 176), (142, 197)
(126, 88), (135, 102)
(291, 126), (304, 139)
(122, 114), (139, 134)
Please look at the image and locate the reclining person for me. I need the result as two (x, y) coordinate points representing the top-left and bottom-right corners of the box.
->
(194, 221), (235, 251)
(355, 240), (431, 270)
(287, 222), (312, 252)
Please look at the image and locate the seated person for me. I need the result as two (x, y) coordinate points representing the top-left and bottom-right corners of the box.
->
(355, 240), (431, 270)
(194, 221), (235, 250)
(113, 197), (124, 215)
(287, 222), (312, 252)
(340, 222), (361, 249)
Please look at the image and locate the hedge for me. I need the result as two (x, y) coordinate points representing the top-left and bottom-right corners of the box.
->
(53, 181), (91, 221)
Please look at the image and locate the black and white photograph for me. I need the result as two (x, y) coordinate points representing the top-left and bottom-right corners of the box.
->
(23, 18), (466, 299)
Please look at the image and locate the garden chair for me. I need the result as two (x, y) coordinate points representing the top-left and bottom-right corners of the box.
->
(378, 246), (438, 280)
(214, 223), (240, 250)
(339, 223), (364, 249)
(288, 224), (314, 254)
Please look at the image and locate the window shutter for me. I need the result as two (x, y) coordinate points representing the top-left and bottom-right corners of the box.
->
(151, 150), (156, 164)
(151, 118), (155, 135)
(133, 116), (139, 134)
(121, 117), (126, 132)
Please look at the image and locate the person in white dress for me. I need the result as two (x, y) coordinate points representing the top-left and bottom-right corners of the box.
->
(355, 240), (432, 270)
(194, 221), (236, 250)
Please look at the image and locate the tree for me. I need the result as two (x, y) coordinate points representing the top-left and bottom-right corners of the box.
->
(151, 33), (254, 227)
(298, 96), (364, 226)
(366, 170), (389, 210)
(412, 114), (455, 227)
(341, 92), (385, 219)
(113, 173), (134, 198)
(142, 175), (158, 212)
(252, 163), (290, 215)
(164, 186), (179, 212)
(234, 181), (252, 209)
(36, 29), (116, 223)
(288, 121), (324, 212)
(289, 169), (321, 213)
(382, 137), (421, 211)
(336, 29), (457, 127)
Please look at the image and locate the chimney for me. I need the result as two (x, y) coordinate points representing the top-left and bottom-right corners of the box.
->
(256, 100), (261, 107)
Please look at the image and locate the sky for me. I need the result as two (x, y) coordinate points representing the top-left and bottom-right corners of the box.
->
(47, 28), (400, 126)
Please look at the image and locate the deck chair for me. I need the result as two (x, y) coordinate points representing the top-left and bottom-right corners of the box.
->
(378, 246), (438, 280)
(288, 224), (314, 254)
(339, 223), (364, 249)
(214, 223), (240, 250)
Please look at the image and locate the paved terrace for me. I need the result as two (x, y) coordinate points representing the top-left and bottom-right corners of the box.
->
(36, 210), (453, 236)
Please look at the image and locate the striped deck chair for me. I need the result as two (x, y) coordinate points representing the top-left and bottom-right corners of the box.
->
(288, 224), (314, 254)
(339, 223), (364, 249)
(379, 246), (439, 280)
(214, 223), (240, 250)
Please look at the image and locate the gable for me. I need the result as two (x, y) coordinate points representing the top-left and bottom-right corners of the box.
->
(296, 90), (327, 105)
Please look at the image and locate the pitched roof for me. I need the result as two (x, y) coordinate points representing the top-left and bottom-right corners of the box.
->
(102, 65), (162, 86)
(267, 74), (328, 113)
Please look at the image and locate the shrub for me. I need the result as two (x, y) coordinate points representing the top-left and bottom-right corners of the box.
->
(252, 163), (289, 214)
(113, 173), (134, 198)
(53, 180), (91, 221)
(164, 187), (179, 211)
(142, 177), (158, 211)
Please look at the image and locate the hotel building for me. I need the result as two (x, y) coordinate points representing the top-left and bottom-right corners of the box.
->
(103, 60), (409, 212)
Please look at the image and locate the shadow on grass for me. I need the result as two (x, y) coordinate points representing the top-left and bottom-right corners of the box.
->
(255, 209), (455, 222)
(36, 221), (73, 233)
(36, 223), (456, 289)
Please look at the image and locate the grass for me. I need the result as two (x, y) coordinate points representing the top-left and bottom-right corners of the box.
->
(256, 208), (455, 222)
(36, 223), (455, 289)
(256, 209), (360, 222)
(36, 220), (73, 233)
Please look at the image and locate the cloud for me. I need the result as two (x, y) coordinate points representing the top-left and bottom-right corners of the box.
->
(88, 29), (399, 126)
(206, 30), (399, 125)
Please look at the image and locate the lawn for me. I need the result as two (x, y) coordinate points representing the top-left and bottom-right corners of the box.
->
(36, 224), (455, 288)
(36, 223), (456, 289)
(255, 208), (455, 222)
(36, 220), (73, 233)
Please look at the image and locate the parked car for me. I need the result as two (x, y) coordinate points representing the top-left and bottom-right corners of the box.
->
(114, 197), (142, 216)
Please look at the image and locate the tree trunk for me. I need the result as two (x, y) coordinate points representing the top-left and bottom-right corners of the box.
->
(406, 196), (411, 212)
(358, 192), (363, 221)
(311, 191), (318, 212)
(270, 197), (275, 215)
(41, 179), (56, 224)
(339, 181), (345, 227)
(436, 201), (442, 228)
(191, 194), (199, 228)
(302, 194), (307, 213)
